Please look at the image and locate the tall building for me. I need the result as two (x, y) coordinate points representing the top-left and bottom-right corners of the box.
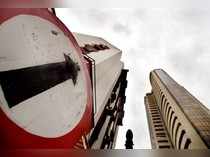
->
(73, 33), (128, 149)
(145, 69), (210, 149)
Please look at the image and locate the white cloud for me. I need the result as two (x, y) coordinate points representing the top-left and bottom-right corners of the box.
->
(57, 0), (210, 8)
(56, 8), (210, 149)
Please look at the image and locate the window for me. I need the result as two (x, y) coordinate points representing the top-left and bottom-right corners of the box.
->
(171, 117), (177, 138)
(149, 107), (157, 109)
(153, 117), (161, 121)
(184, 139), (191, 149)
(153, 120), (162, 124)
(166, 106), (172, 124)
(151, 114), (160, 117)
(158, 91), (162, 106)
(160, 94), (165, 111)
(162, 98), (167, 114)
(81, 44), (109, 54)
(94, 44), (109, 50)
(158, 90), (162, 105)
(158, 140), (169, 143)
(155, 124), (163, 127)
(156, 132), (166, 137)
(175, 123), (181, 148)
(150, 109), (158, 112)
(178, 130), (186, 149)
(169, 111), (175, 130)
(159, 145), (170, 148)
(155, 128), (164, 131)
(164, 103), (169, 118)
(152, 115), (160, 118)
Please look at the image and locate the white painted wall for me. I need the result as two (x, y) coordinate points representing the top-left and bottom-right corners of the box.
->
(73, 33), (123, 124)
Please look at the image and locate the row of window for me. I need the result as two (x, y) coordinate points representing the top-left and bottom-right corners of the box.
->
(159, 88), (192, 149)
(80, 44), (109, 54)
(150, 76), (192, 149)
(148, 101), (171, 148)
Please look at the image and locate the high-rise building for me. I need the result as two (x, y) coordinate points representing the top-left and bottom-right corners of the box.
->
(73, 33), (128, 149)
(145, 69), (210, 149)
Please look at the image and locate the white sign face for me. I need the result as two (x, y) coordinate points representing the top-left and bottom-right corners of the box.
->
(0, 15), (87, 138)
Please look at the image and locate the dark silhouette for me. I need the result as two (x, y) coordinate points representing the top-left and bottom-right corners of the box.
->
(125, 129), (134, 149)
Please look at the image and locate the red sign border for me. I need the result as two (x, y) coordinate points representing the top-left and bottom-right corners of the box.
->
(0, 8), (93, 148)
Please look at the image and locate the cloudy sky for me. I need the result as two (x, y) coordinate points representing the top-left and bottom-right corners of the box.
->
(56, 8), (210, 149)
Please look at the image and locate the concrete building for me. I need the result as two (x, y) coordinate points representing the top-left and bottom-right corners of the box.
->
(73, 33), (128, 149)
(145, 69), (210, 149)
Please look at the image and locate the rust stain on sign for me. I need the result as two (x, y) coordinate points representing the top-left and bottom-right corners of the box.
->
(51, 30), (59, 36)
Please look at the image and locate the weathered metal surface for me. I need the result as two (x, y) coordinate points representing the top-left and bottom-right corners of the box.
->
(0, 9), (93, 148)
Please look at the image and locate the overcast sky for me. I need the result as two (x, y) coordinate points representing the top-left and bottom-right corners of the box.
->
(56, 8), (210, 149)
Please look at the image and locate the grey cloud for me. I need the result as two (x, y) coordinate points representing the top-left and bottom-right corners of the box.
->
(133, 8), (148, 20)
(87, 9), (110, 25)
(113, 23), (131, 35)
(68, 9), (110, 27)
(56, 8), (210, 148)
(177, 9), (210, 22)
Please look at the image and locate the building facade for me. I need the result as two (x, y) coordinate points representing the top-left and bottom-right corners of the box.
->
(73, 33), (128, 149)
(145, 69), (210, 149)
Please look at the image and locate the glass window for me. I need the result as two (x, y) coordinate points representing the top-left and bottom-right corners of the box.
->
(178, 130), (186, 149)
(184, 138), (191, 149)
